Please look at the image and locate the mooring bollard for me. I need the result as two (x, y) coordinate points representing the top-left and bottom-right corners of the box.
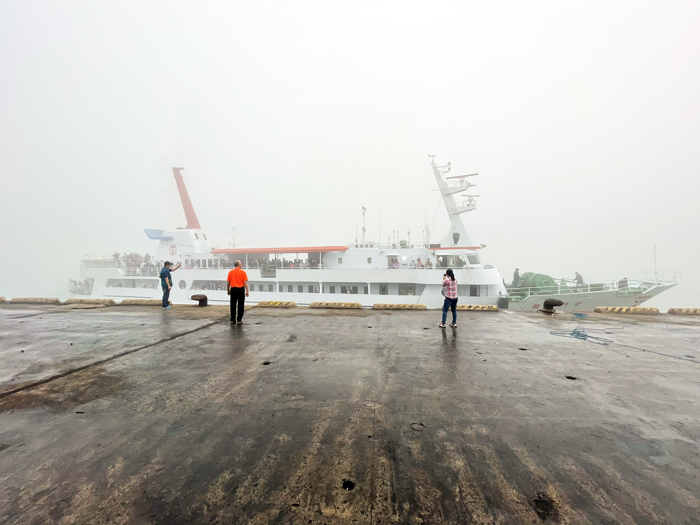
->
(190, 294), (208, 307)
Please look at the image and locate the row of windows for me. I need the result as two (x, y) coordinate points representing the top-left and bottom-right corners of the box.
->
(258, 284), (416, 295)
(107, 279), (486, 296)
(270, 285), (368, 294)
(106, 279), (158, 289)
(336, 255), (481, 266)
(185, 281), (422, 295)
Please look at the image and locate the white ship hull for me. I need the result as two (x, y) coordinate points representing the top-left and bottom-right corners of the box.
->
(76, 266), (504, 309)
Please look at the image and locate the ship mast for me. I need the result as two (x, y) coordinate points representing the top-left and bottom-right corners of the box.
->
(429, 155), (478, 247)
(361, 207), (367, 243)
(172, 167), (201, 230)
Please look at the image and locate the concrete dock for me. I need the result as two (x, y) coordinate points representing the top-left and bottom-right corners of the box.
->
(0, 304), (699, 524)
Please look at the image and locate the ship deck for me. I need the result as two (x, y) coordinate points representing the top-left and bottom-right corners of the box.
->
(1, 303), (699, 524)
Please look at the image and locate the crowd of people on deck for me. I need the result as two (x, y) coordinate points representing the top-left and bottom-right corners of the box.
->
(68, 279), (93, 295)
(388, 257), (448, 269)
(113, 252), (156, 267)
(111, 252), (162, 275)
(267, 257), (319, 269)
(227, 257), (321, 269)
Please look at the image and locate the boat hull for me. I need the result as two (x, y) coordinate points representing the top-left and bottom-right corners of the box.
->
(506, 283), (677, 312)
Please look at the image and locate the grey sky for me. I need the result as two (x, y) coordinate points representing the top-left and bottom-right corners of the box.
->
(1, 1), (699, 308)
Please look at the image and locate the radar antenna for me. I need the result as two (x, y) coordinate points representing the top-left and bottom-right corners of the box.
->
(430, 157), (478, 246)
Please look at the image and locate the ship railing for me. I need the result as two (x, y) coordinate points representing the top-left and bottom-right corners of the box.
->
(550, 271), (680, 288)
(81, 259), (123, 268)
(507, 274), (678, 299)
(634, 269), (681, 285)
(507, 284), (608, 298)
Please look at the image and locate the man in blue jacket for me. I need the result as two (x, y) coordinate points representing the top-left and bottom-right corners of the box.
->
(160, 261), (181, 309)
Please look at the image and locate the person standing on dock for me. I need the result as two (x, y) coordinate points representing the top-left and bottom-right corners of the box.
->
(439, 269), (458, 328)
(513, 268), (520, 286)
(160, 261), (181, 309)
(227, 260), (249, 325)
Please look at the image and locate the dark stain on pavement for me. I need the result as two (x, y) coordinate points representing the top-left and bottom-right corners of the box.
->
(0, 366), (126, 413)
(532, 491), (559, 521)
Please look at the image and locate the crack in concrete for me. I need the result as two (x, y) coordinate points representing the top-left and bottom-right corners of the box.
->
(0, 317), (227, 399)
(369, 315), (380, 525)
(6, 313), (46, 319)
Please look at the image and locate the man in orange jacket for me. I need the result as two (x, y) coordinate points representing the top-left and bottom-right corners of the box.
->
(227, 260), (249, 324)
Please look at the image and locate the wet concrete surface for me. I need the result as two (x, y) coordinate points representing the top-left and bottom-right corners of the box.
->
(0, 305), (223, 395)
(0, 304), (699, 524)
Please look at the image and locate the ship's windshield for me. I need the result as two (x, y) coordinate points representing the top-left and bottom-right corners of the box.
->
(434, 255), (480, 268)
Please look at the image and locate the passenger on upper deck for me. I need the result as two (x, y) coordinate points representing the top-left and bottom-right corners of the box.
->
(417, 258), (424, 269)
(426, 258), (433, 269)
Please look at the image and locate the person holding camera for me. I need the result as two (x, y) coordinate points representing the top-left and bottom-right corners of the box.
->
(439, 268), (458, 328)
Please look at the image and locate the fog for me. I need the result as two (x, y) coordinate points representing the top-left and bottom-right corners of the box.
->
(1, 1), (698, 309)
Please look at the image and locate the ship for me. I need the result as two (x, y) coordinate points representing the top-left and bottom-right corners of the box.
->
(70, 157), (678, 310)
